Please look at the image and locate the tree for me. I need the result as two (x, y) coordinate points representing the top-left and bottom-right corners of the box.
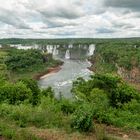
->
(0, 82), (32, 104)
(19, 78), (40, 105)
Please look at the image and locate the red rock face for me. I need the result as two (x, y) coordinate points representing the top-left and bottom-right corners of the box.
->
(117, 66), (140, 83)
(130, 67), (140, 83)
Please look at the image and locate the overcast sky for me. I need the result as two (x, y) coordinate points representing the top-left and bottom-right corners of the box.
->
(0, 0), (140, 38)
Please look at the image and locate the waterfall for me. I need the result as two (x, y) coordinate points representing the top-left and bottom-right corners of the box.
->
(34, 44), (39, 49)
(88, 44), (95, 56)
(50, 45), (53, 53)
(68, 44), (73, 48)
(46, 45), (50, 53)
(65, 50), (70, 59)
(53, 45), (59, 55)
(46, 45), (53, 53)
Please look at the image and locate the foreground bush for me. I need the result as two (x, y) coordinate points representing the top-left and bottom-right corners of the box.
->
(71, 103), (94, 132)
(0, 78), (42, 105)
(0, 82), (32, 104)
(41, 87), (54, 98)
(72, 74), (140, 108)
(19, 78), (40, 105)
(60, 99), (77, 115)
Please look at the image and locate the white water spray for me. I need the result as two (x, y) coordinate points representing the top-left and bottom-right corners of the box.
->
(88, 44), (95, 56)
(65, 49), (70, 59)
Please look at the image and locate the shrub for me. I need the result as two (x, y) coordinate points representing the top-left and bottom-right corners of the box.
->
(19, 78), (40, 105)
(0, 125), (16, 139)
(71, 103), (94, 132)
(88, 88), (110, 123)
(91, 74), (121, 90)
(60, 99), (76, 115)
(90, 88), (109, 107)
(109, 83), (140, 108)
(73, 74), (140, 108)
(41, 87), (54, 98)
(0, 82), (32, 104)
(123, 99), (140, 114)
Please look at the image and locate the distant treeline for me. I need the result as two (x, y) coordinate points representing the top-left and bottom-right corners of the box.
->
(0, 37), (140, 45)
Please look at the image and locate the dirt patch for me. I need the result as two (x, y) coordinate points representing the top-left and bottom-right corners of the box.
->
(39, 66), (62, 79)
(34, 66), (62, 80)
(28, 125), (140, 140)
(105, 125), (140, 140)
(0, 136), (5, 140)
(29, 127), (96, 140)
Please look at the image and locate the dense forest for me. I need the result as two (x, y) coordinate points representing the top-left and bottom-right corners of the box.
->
(0, 38), (140, 140)
(0, 46), (62, 81)
(90, 41), (140, 84)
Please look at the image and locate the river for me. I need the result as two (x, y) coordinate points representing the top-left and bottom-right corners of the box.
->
(38, 44), (95, 98)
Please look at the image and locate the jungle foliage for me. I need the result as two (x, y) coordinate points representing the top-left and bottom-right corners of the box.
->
(1, 38), (140, 140)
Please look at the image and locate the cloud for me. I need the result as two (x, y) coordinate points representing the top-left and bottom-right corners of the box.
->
(24, 0), (85, 19)
(0, 0), (140, 38)
(96, 28), (115, 34)
(104, 0), (140, 11)
(0, 8), (30, 29)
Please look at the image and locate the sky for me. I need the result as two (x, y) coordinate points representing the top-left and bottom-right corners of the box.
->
(0, 0), (140, 38)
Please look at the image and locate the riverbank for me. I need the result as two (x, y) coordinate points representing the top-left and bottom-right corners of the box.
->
(6, 60), (63, 82)
(34, 65), (62, 80)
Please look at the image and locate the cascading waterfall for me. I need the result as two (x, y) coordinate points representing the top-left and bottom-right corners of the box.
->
(46, 45), (53, 53)
(88, 44), (95, 56)
(68, 44), (73, 48)
(50, 45), (53, 53)
(53, 46), (57, 55)
(65, 49), (70, 59)
(46, 45), (50, 53)
(34, 44), (39, 49)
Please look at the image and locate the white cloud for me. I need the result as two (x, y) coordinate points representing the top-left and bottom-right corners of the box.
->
(0, 0), (139, 38)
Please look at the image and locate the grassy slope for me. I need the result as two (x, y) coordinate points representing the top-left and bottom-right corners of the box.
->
(1, 117), (140, 140)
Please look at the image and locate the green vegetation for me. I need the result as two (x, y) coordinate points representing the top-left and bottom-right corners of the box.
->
(72, 74), (140, 130)
(90, 41), (140, 84)
(0, 38), (140, 139)
(0, 50), (8, 81)
(0, 46), (62, 81)
(5, 49), (44, 72)
(0, 37), (140, 46)
(0, 73), (140, 139)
